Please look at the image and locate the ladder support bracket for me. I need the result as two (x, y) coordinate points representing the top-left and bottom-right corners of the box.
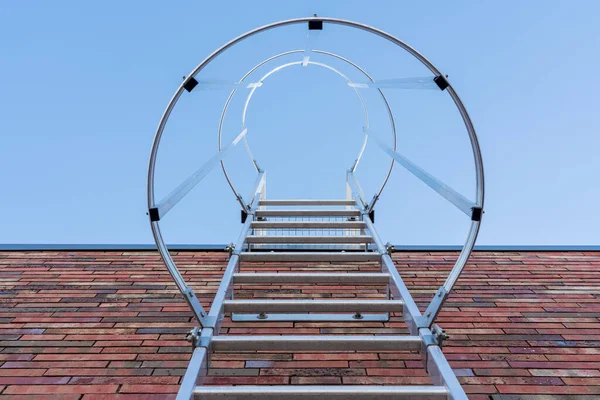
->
(241, 210), (248, 223)
(148, 207), (160, 222)
(186, 327), (214, 349)
(417, 287), (449, 329)
(368, 209), (375, 223)
(471, 206), (483, 221)
(434, 75), (449, 91)
(420, 324), (449, 373)
(385, 242), (396, 255)
(308, 20), (323, 30)
(183, 76), (199, 92)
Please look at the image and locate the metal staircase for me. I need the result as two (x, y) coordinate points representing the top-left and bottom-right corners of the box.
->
(147, 16), (484, 400)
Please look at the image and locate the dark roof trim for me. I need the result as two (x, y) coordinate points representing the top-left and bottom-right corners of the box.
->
(0, 244), (598, 252)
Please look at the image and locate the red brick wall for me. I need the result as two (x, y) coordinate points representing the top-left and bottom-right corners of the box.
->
(0, 250), (598, 399)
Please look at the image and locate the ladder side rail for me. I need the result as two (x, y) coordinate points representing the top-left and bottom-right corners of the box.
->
(208, 171), (266, 330)
(174, 172), (265, 400)
(349, 179), (468, 399)
(176, 346), (208, 400)
(427, 345), (469, 400)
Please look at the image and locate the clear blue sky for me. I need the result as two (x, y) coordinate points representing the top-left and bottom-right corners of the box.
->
(1, 1), (599, 245)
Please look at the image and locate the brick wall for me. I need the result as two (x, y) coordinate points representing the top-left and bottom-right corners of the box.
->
(0, 250), (598, 399)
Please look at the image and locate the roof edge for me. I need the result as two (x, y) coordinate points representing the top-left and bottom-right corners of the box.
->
(0, 244), (598, 252)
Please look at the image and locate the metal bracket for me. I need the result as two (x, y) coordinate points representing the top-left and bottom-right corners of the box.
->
(225, 243), (235, 256)
(241, 210), (248, 223)
(417, 286), (449, 329)
(186, 327), (213, 349)
(385, 242), (395, 255)
(420, 324), (448, 373)
(431, 324), (449, 348)
(148, 207), (160, 222)
(471, 206), (483, 221)
(434, 75), (449, 91)
(368, 209), (375, 223)
(186, 327), (201, 349)
(183, 76), (198, 92)
(367, 194), (379, 213)
(308, 19), (323, 30)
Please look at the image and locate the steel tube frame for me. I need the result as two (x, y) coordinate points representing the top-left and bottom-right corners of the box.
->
(346, 174), (468, 399)
(192, 385), (448, 400)
(216, 48), (398, 212)
(149, 15), (484, 225)
(211, 335), (423, 352)
(223, 299), (404, 313)
(151, 17), (482, 400)
(250, 220), (366, 229)
(233, 272), (390, 284)
(364, 128), (475, 217)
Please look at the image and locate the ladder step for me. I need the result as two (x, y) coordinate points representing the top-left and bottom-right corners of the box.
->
(233, 272), (390, 284)
(255, 209), (360, 217)
(193, 385), (448, 399)
(210, 335), (422, 352)
(251, 221), (366, 229)
(223, 299), (403, 313)
(246, 235), (373, 244)
(239, 252), (380, 262)
(259, 199), (356, 206)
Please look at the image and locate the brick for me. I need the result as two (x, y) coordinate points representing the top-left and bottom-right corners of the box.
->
(4, 384), (119, 394)
(119, 384), (182, 393)
(0, 249), (599, 398)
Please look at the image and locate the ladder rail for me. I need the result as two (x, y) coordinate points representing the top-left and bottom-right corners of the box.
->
(207, 172), (266, 330)
(347, 170), (480, 330)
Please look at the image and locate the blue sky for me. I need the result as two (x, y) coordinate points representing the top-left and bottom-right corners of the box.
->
(1, 1), (599, 245)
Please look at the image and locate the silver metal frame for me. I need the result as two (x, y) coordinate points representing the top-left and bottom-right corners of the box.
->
(216, 49), (398, 211)
(147, 15), (483, 400)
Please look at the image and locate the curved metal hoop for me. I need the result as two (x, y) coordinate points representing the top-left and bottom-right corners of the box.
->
(147, 17), (485, 326)
(217, 50), (398, 208)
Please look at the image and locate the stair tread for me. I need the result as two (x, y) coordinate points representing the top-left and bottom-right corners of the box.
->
(233, 272), (389, 284)
(193, 385), (447, 399)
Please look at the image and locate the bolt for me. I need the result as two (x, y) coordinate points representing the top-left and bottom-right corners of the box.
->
(352, 312), (364, 320)
(426, 312), (432, 318)
(257, 312), (268, 320)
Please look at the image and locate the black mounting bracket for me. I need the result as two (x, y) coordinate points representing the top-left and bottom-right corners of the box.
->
(368, 209), (375, 223)
(471, 207), (483, 222)
(433, 75), (449, 91)
(149, 208), (160, 222)
(183, 77), (199, 92)
(308, 20), (323, 30)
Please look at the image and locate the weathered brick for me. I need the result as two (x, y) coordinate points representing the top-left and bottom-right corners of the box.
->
(0, 249), (598, 398)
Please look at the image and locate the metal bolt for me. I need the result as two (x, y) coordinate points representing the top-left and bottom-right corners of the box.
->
(257, 312), (268, 320)
(352, 312), (364, 320)
(426, 312), (432, 318)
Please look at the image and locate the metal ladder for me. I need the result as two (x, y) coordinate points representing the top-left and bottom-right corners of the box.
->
(159, 173), (472, 399)
(146, 16), (484, 400)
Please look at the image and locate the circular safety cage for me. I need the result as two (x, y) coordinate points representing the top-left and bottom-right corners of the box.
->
(147, 17), (485, 326)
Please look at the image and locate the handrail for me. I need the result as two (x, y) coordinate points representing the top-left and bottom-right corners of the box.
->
(346, 170), (481, 328)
